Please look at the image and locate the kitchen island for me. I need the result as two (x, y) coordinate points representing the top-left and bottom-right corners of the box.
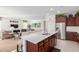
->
(21, 31), (57, 52)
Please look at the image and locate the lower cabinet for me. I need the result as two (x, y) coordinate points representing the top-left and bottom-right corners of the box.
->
(66, 32), (78, 42)
(26, 35), (56, 52)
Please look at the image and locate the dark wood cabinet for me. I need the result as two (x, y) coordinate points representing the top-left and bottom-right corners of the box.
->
(56, 16), (66, 23)
(26, 34), (56, 52)
(44, 39), (49, 52)
(66, 32), (78, 42)
(38, 41), (44, 52)
(27, 41), (38, 52)
(75, 16), (79, 26)
(56, 15), (79, 26)
(77, 33), (79, 42)
(66, 17), (75, 26)
(66, 16), (79, 26)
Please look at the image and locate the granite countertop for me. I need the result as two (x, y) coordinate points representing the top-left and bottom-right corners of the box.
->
(21, 31), (57, 44)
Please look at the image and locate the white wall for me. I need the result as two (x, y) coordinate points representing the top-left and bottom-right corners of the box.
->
(66, 26), (79, 33)
(0, 20), (2, 39)
(18, 20), (23, 30)
(1, 17), (44, 32)
(1, 17), (22, 32)
(1, 17), (10, 31)
(0, 20), (2, 31)
(23, 22), (28, 29)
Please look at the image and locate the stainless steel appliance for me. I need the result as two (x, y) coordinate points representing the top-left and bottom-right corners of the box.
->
(56, 23), (66, 40)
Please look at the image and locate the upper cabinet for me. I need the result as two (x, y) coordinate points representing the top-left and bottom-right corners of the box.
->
(56, 14), (79, 26)
(75, 11), (79, 26)
(66, 15), (76, 26)
(75, 16), (79, 26)
(66, 16), (79, 26)
(56, 12), (79, 26)
(68, 11), (79, 26)
(56, 15), (66, 23)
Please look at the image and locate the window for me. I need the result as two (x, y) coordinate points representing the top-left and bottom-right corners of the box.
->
(32, 23), (41, 28)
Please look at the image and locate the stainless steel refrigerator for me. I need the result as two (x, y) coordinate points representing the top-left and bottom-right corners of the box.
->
(56, 23), (66, 40)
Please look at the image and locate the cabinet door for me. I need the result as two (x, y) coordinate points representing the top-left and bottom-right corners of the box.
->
(66, 32), (71, 40)
(66, 32), (77, 41)
(77, 33), (79, 42)
(44, 39), (49, 52)
(49, 38), (55, 47)
(72, 32), (77, 41)
(49, 39), (52, 48)
(66, 17), (75, 26)
(76, 16), (79, 26)
(66, 32), (74, 40)
(38, 41), (44, 52)
(27, 41), (38, 52)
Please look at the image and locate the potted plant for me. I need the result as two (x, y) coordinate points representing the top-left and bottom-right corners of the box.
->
(56, 14), (65, 17)
(75, 11), (79, 17)
(56, 14), (67, 23)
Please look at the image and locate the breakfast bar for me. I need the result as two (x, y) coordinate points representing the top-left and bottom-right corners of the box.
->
(21, 31), (57, 52)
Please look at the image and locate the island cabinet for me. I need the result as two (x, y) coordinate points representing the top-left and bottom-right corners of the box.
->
(26, 34), (56, 52)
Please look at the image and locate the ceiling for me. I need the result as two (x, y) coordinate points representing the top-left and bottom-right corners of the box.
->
(0, 6), (79, 20)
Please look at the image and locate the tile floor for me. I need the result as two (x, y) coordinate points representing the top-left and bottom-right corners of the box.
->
(55, 39), (79, 52)
(12, 39), (79, 52)
(0, 38), (79, 52)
